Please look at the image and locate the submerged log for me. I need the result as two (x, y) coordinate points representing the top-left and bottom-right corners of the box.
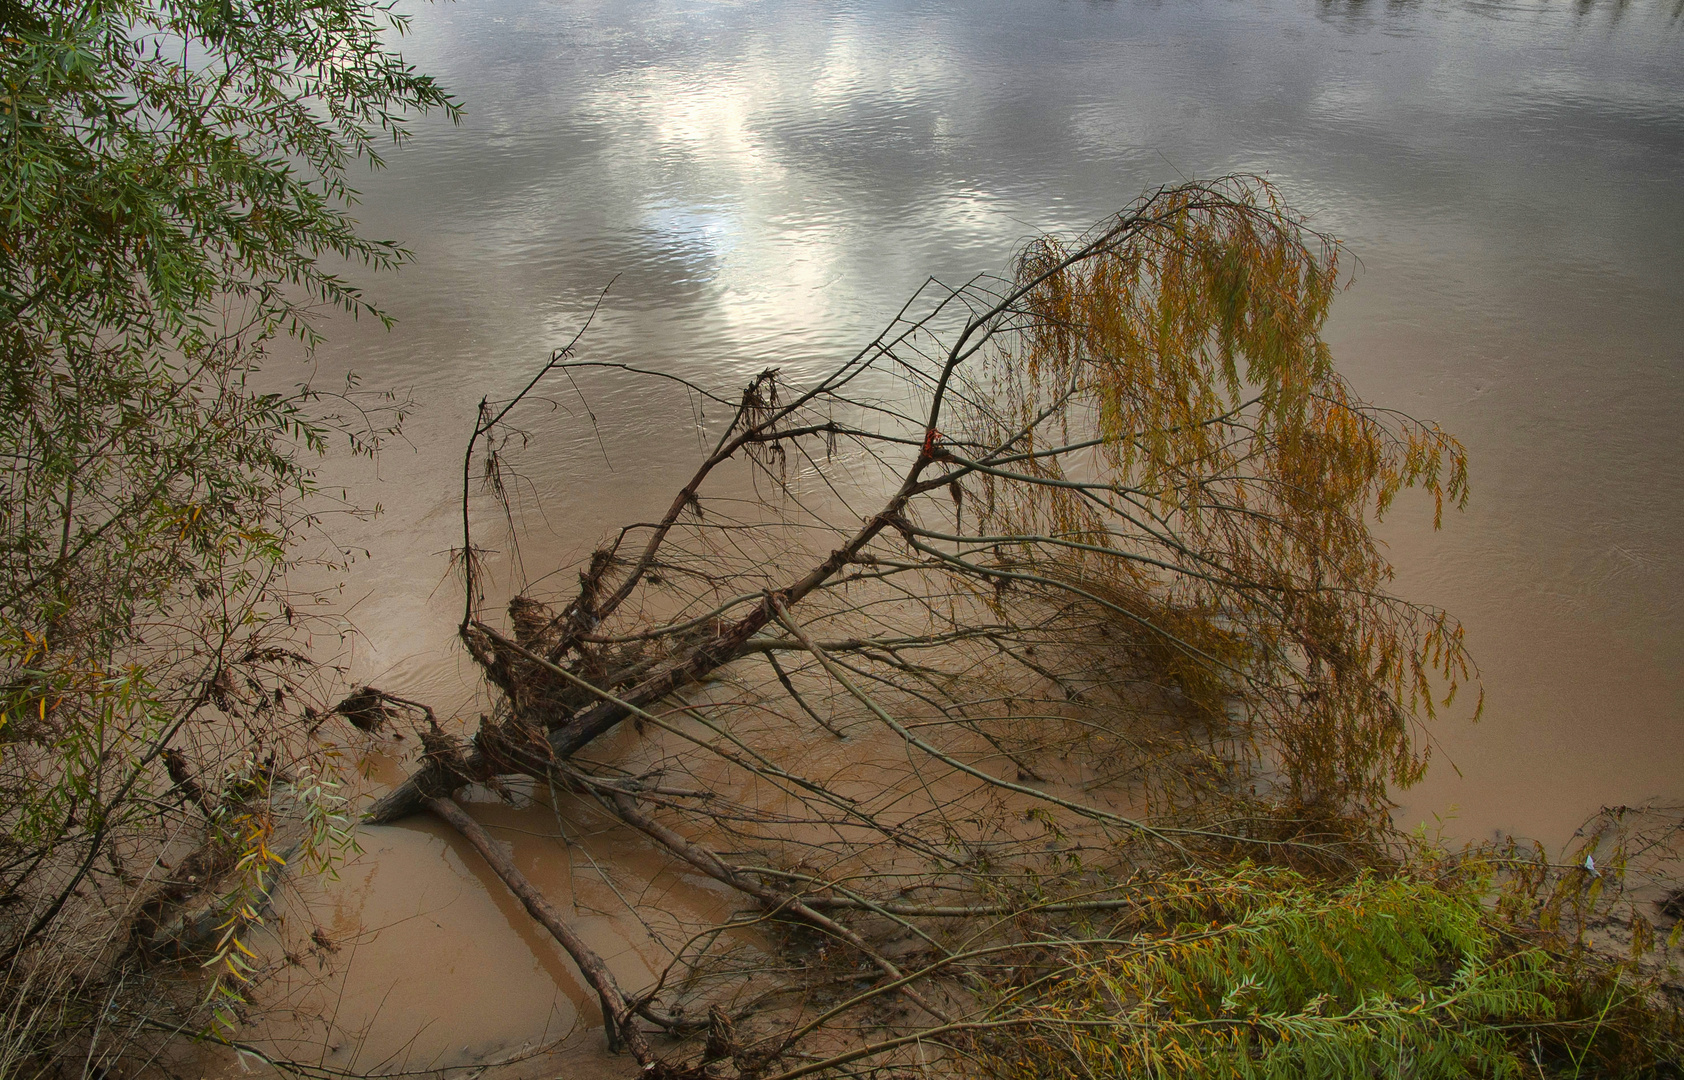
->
(424, 794), (656, 1067)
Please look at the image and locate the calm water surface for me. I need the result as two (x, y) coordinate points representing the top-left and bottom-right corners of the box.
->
(265, 0), (1684, 1065)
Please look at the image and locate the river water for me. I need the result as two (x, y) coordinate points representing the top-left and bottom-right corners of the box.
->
(241, 0), (1684, 1070)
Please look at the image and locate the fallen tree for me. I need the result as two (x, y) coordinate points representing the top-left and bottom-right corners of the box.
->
(356, 178), (1677, 1077)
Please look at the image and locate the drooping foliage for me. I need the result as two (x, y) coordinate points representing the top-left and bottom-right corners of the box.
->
(958, 180), (1477, 812)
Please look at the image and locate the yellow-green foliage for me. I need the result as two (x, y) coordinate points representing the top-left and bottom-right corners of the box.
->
(957, 179), (1480, 815)
(975, 868), (1559, 1080)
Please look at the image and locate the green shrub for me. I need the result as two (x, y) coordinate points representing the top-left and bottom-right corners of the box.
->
(975, 868), (1564, 1079)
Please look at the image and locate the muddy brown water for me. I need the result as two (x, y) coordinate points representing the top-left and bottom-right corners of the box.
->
(208, 0), (1684, 1071)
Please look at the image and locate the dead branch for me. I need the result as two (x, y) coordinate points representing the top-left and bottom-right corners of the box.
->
(423, 794), (656, 1067)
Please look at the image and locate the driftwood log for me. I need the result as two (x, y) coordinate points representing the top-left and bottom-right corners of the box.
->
(424, 795), (656, 1066)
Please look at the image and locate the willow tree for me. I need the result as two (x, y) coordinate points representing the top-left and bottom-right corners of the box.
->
(962, 185), (1474, 812)
(346, 177), (1511, 1076)
(0, 0), (453, 1067)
